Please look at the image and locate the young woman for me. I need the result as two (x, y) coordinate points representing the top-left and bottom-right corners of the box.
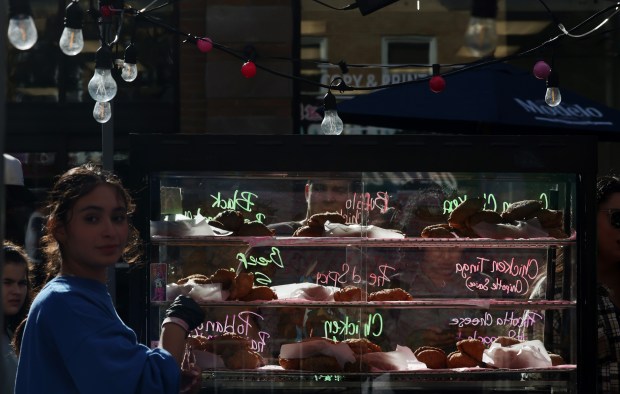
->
(15, 164), (204, 393)
(2, 241), (32, 393)
(596, 175), (620, 392)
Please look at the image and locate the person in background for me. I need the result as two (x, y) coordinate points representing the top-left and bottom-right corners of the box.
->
(4, 154), (36, 246)
(596, 175), (620, 392)
(2, 241), (33, 393)
(268, 179), (350, 235)
(15, 163), (205, 394)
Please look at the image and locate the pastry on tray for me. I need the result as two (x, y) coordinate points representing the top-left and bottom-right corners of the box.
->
(188, 332), (265, 370)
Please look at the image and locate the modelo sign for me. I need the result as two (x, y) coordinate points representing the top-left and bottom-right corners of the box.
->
(514, 98), (612, 127)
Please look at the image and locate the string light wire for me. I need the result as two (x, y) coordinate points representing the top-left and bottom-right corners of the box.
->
(75, 1), (620, 93)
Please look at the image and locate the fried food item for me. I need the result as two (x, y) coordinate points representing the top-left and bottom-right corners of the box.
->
(343, 338), (382, 372)
(213, 210), (245, 232)
(207, 268), (236, 291)
(493, 336), (521, 347)
(534, 209), (563, 228)
(421, 223), (456, 238)
(207, 220), (225, 229)
(447, 350), (479, 368)
(307, 212), (347, 228)
(239, 286), (278, 301)
(236, 221), (275, 236)
(501, 200), (543, 222)
(334, 285), (366, 302)
(177, 274), (210, 285)
(344, 338), (382, 355)
(292, 225), (324, 237)
(414, 346), (447, 369)
(549, 353), (565, 366)
(467, 210), (503, 227)
(228, 272), (254, 300)
(225, 348), (265, 369)
(195, 332), (265, 370)
(368, 288), (413, 301)
(456, 338), (486, 363)
(448, 197), (485, 229)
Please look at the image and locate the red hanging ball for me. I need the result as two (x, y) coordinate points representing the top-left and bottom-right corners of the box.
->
(241, 61), (257, 78)
(197, 37), (213, 53)
(429, 75), (446, 93)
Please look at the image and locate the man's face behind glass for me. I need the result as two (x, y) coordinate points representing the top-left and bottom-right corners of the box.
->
(307, 180), (350, 216)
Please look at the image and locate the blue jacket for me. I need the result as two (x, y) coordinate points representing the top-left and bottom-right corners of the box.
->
(15, 276), (179, 393)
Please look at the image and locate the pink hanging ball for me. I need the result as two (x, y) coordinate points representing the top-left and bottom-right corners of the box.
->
(196, 37), (213, 53)
(533, 61), (551, 80)
(429, 75), (446, 93)
(241, 61), (257, 78)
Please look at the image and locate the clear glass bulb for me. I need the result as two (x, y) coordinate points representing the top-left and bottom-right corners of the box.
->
(464, 16), (497, 57)
(8, 15), (38, 50)
(93, 101), (112, 123)
(321, 110), (344, 135)
(121, 63), (138, 82)
(59, 27), (84, 56)
(88, 68), (117, 102)
(545, 88), (562, 107)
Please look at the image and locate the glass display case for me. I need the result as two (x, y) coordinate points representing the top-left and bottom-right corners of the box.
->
(128, 134), (597, 393)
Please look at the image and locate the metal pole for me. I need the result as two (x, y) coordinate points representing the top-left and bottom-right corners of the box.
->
(1, 0), (9, 391)
(102, 100), (116, 305)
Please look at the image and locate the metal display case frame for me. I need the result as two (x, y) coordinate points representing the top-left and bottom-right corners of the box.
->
(128, 133), (598, 393)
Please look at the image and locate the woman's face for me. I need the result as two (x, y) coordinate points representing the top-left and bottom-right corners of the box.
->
(598, 192), (620, 268)
(55, 184), (129, 276)
(2, 262), (28, 316)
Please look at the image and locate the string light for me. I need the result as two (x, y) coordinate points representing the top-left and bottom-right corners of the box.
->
(321, 78), (347, 135)
(53, 0), (620, 123)
(463, 0), (498, 58)
(93, 101), (112, 123)
(545, 69), (561, 107)
(88, 45), (117, 102)
(121, 43), (138, 82)
(7, 0), (38, 50)
(59, 0), (84, 56)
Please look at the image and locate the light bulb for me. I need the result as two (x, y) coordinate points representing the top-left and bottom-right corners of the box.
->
(545, 88), (562, 107)
(8, 15), (37, 50)
(121, 43), (138, 82)
(463, 0), (497, 58)
(321, 109), (344, 135)
(321, 90), (343, 135)
(545, 69), (561, 107)
(121, 63), (138, 82)
(88, 46), (117, 102)
(59, 1), (84, 56)
(59, 28), (83, 56)
(93, 101), (112, 123)
(88, 68), (117, 101)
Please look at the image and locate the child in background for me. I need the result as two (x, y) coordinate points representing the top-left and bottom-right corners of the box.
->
(2, 241), (33, 393)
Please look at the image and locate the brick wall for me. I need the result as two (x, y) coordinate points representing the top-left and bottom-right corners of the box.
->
(179, 0), (296, 134)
